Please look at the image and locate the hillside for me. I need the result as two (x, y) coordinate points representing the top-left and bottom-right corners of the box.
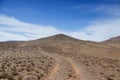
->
(0, 34), (120, 80)
(104, 36), (120, 43)
(103, 36), (120, 48)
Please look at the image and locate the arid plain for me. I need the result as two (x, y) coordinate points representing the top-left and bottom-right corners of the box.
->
(0, 34), (120, 80)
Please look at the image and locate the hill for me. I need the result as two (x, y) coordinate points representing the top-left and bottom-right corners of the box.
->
(103, 36), (120, 48)
(104, 36), (120, 43)
(0, 34), (120, 80)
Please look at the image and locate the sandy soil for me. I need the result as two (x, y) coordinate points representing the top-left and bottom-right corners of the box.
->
(0, 34), (120, 80)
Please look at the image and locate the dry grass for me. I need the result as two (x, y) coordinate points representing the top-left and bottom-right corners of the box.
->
(0, 34), (120, 80)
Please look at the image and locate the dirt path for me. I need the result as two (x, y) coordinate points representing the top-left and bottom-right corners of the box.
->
(37, 48), (85, 80)
(65, 58), (81, 76)
(44, 55), (83, 80)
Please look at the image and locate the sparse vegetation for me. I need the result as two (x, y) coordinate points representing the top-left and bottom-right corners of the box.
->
(0, 34), (120, 80)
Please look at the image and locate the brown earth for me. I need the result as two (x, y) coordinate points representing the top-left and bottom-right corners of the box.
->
(0, 34), (120, 80)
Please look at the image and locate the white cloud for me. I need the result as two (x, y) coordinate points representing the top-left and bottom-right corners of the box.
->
(69, 18), (120, 41)
(68, 3), (120, 42)
(0, 14), (120, 42)
(0, 15), (62, 41)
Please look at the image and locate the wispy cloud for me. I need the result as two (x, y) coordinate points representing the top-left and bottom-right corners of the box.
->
(94, 4), (120, 16)
(66, 3), (120, 41)
(70, 18), (120, 41)
(0, 1), (120, 41)
(0, 15), (62, 41)
(1, 8), (15, 13)
(71, 3), (120, 17)
(0, 12), (120, 42)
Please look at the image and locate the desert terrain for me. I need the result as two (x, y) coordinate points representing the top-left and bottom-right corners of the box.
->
(0, 34), (120, 80)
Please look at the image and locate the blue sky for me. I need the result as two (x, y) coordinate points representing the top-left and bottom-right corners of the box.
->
(0, 0), (120, 42)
